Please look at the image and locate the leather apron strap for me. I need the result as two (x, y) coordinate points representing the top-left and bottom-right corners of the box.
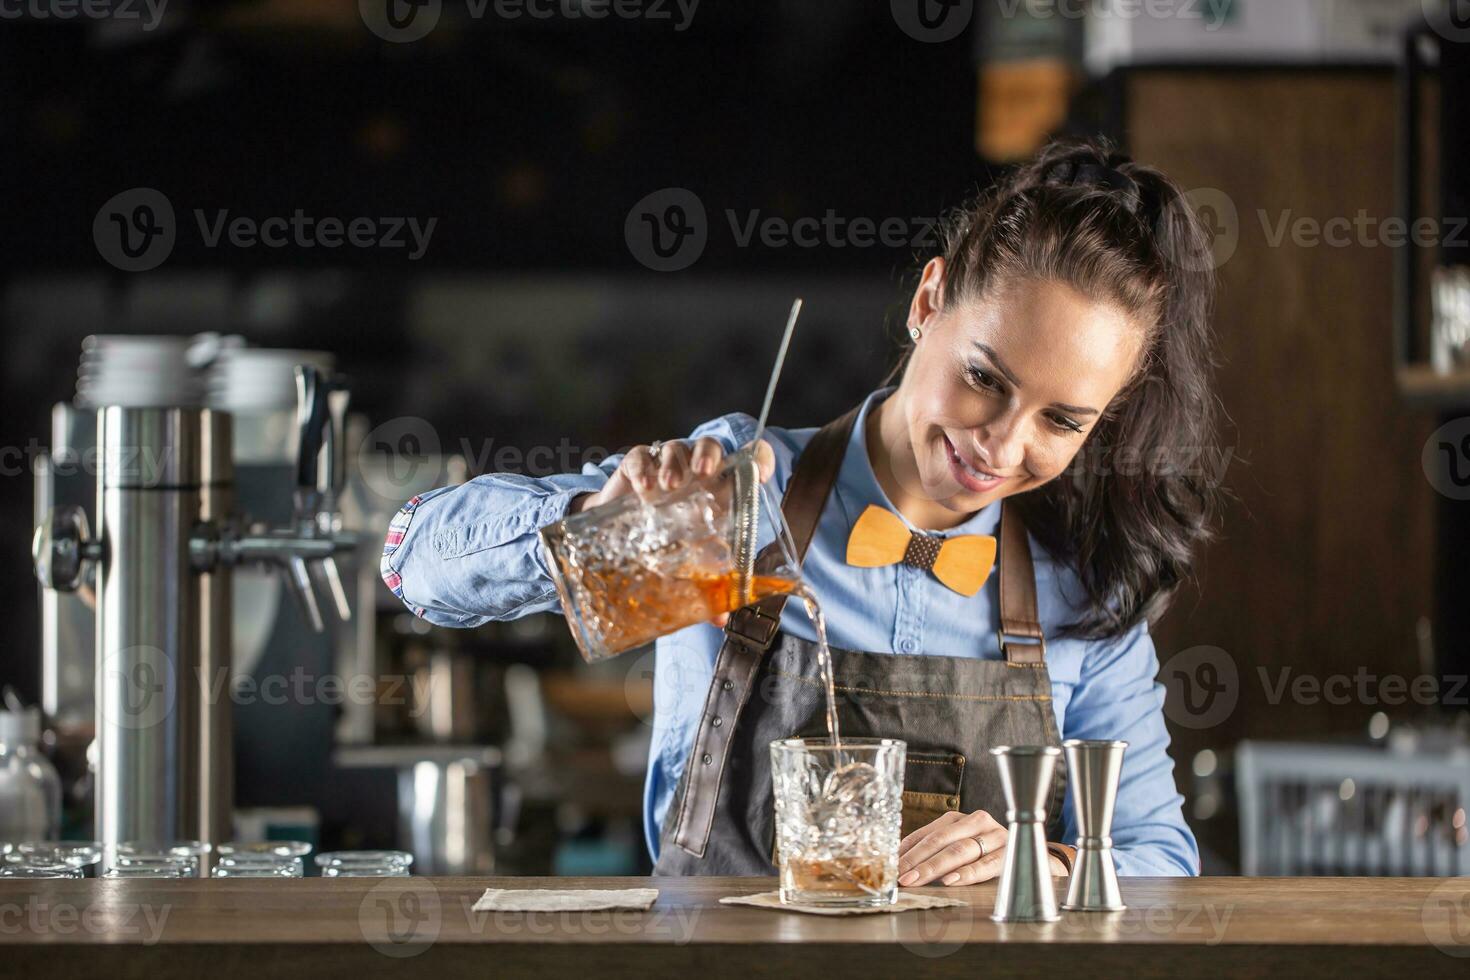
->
(668, 402), (1047, 856)
(998, 501), (1046, 665)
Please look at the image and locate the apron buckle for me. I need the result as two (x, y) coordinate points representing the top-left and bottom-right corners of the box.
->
(997, 629), (1046, 664)
(726, 604), (782, 648)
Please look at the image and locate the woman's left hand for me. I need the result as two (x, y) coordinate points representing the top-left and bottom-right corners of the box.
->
(896, 810), (1067, 886)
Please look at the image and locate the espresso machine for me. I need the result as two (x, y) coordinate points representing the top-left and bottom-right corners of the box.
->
(31, 365), (357, 854)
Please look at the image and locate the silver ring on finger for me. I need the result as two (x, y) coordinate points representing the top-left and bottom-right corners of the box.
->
(647, 440), (664, 461)
(975, 834), (988, 858)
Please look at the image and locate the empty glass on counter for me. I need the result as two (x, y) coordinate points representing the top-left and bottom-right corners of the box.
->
(1, 864), (82, 879)
(770, 737), (906, 908)
(212, 855), (303, 878)
(216, 840), (312, 859)
(539, 445), (801, 662)
(0, 838), (89, 879)
(315, 850), (413, 877)
(101, 864), (192, 879)
(106, 840), (212, 878)
(10, 841), (102, 875)
(214, 841), (311, 876)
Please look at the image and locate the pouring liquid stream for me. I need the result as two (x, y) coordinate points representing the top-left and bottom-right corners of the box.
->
(793, 581), (841, 748)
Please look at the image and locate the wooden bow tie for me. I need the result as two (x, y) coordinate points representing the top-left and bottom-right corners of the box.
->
(845, 505), (996, 597)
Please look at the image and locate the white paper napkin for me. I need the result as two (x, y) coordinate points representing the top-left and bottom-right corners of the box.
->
(719, 891), (969, 916)
(471, 888), (660, 912)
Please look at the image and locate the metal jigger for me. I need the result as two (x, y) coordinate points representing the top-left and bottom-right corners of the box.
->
(990, 745), (1062, 923)
(1061, 739), (1128, 912)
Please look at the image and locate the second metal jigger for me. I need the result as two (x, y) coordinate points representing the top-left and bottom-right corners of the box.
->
(1061, 739), (1128, 912)
(990, 745), (1062, 923)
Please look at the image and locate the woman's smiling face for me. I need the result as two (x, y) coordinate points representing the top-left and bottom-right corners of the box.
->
(877, 257), (1147, 525)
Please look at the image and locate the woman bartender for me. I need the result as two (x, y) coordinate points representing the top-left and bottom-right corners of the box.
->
(380, 139), (1219, 884)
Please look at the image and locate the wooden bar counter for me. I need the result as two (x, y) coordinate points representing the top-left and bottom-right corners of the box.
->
(2, 876), (1467, 978)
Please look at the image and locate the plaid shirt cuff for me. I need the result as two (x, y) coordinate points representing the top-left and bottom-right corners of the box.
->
(380, 494), (426, 618)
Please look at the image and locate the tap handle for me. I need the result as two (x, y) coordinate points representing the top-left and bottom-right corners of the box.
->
(32, 505), (100, 592)
(294, 366), (350, 504)
(309, 555), (353, 623)
(327, 385), (350, 497)
(294, 365), (329, 499)
(281, 554), (326, 633)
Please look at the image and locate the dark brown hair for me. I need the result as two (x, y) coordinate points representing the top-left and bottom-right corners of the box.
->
(909, 137), (1222, 640)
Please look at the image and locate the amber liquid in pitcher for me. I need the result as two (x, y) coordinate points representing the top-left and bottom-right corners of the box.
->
(557, 558), (799, 656)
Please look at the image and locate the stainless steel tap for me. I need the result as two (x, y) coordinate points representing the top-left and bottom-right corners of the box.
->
(32, 366), (358, 855)
(192, 367), (356, 632)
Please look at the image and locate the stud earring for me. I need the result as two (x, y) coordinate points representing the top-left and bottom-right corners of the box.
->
(909, 327), (922, 341)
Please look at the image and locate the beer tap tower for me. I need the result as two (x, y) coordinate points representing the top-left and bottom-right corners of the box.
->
(32, 367), (356, 856)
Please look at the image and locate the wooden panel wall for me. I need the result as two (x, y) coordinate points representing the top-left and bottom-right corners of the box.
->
(1124, 70), (1439, 760)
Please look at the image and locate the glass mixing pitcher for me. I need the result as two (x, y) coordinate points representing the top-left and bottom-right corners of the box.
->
(539, 444), (801, 662)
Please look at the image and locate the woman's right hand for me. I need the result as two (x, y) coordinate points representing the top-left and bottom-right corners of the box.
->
(569, 437), (775, 514)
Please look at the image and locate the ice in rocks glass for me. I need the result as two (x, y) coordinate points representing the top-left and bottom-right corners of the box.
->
(770, 737), (906, 907)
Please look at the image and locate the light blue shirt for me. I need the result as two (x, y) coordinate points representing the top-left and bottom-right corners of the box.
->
(382, 389), (1199, 876)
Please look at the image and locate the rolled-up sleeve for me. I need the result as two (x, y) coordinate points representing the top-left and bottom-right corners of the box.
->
(1061, 622), (1200, 876)
(380, 470), (609, 628)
